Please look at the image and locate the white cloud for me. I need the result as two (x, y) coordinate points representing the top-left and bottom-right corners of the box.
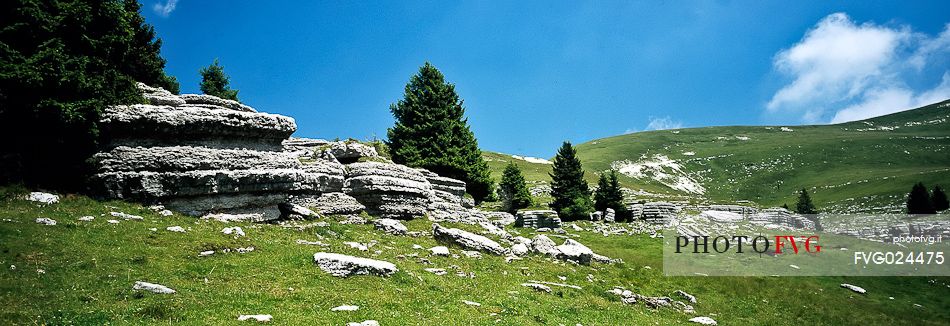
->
(645, 116), (683, 130)
(152, 0), (179, 17)
(766, 13), (950, 123)
(831, 73), (950, 123)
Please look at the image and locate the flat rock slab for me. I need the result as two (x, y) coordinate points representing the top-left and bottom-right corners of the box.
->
(237, 314), (272, 322)
(432, 223), (507, 255)
(35, 218), (57, 226)
(347, 321), (379, 326)
(841, 283), (866, 294)
(689, 316), (718, 325)
(374, 218), (408, 235)
(26, 192), (59, 205)
(521, 283), (552, 293)
(133, 281), (176, 294)
(313, 252), (398, 277)
(331, 305), (359, 312)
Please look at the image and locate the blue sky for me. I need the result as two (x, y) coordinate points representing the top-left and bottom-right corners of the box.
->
(143, 1), (950, 158)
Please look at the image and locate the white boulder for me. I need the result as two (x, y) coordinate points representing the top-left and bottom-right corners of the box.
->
(313, 252), (398, 277)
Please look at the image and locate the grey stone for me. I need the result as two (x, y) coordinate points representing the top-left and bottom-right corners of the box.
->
(374, 218), (408, 235)
(432, 223), (507, 255)
(133, 281), (176, 294)
(313, 252), (398, 277)
(328, 141), (379, 163)
(515, 210), (561, 229)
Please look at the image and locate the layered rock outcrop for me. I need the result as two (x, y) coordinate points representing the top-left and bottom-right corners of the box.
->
(515, 210), (562, 229)
(90, 83), (343, 221)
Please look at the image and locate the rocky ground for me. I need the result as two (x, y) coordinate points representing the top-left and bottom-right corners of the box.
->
(2, 188), (949, 325)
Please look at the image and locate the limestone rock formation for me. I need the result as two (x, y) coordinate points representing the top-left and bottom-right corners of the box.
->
(290, 192), (365, 216)
(515, 210), (562, 229)
(89, 83), (342, 221)
(343, 162), (433, 219)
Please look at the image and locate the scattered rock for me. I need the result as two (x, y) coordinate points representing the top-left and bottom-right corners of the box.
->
(840, 283), (866, 294)
(26, 192), (59, 205)
(374, 218), (408, 235)
(674, 290), (697, 304)
(199, 250), (215, 257)
(346, 321), (379, 326)
(78, 216), (95, 221)
(344, 242), (369, 251)
(689, 316), (717, 325)
(461, 251), (482, 259)
(237, 314), (273, 322)
(132, 281), (176, 294)
(331, 305), (359, 312)
(110, 212), (144, 220)
(430, 246), (450, 256)
(313, 252), (398, 277)
(462, 300), (481, 306)
(521, 283), (552, 293)
(166, 226), (186, 233)
(107, 219), (120, 224)
(34, 218), (57, 226)
(222, 226), (245, 237)
(555, 239), (594, 265)
(425, 268), (448, 276)
(511, 243), (530, 256)
(530, 234), (560, 256)
(432, 223), (507, 255)
(296, 239), (328, 246)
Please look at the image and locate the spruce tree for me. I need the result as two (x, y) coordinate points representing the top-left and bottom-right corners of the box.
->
(499, 162), (532, 214)
(549, 141), (592, 221)
(795, 188), (817, 214)
(386, 62), (493, 202)
(594, 170), (627, 221)
(199, 59), (239, 101)
(907, 182), (935, 214)
(932, 185), (949, 212)
(0, 0), (176, 190)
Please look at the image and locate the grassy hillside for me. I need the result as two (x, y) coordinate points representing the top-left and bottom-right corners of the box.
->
(487, 100), (950, 213)
(2, 188), (948, 325)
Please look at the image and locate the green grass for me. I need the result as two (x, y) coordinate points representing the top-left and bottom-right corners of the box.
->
(485, 100), (950, 212)
(1, 188), (947, 325)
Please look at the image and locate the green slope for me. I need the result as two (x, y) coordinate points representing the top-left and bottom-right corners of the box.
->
(486, 100), (950, 213)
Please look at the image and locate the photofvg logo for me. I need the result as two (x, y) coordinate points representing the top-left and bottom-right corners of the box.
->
(675, 235), (821, 255)
(662, 214), (949, 276)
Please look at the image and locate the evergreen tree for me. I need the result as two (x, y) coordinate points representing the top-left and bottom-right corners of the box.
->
(907, 182), (935, 214)
(499, 162), (532, 214)
(199, 58), (239, 101)
(549, 141), (592, 221)
(782, 203), (790, 210)
(386, 62), (493, 202)
(0, 0), (176, 190)
(594, 170), (627, 221)
(932, 185), (949, 212)
(795, 188), (817, 214)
